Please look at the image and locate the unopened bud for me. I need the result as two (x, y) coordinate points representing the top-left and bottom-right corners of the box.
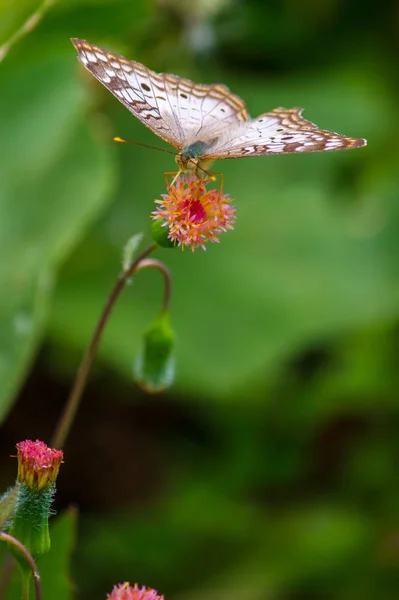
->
(134, 311), (175, 392)
(151, 218), (176, 249)
(7, 440), (63, 561)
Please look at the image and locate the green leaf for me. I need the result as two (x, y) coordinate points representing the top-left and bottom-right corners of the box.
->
(0, 47), (116, 422)
(39, 508), (77, 600)
(0, 486), (19, 531)
(122, 233), (144, 271)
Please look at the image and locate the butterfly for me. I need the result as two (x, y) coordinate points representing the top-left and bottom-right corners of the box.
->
(71, 38), (366, 175)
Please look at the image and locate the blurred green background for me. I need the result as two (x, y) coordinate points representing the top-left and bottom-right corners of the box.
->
(1, 0), (399, 598)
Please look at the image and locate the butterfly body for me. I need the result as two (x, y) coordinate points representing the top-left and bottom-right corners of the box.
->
(177, 141), (215, 173)
(71, 38), (366, 167)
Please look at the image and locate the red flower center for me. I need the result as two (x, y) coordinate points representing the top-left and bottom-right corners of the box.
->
(183, 199), (207, 223)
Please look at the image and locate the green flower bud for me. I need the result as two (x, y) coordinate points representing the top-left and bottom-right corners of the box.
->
(134, 311), (175, 392)
(151, 218), (176, 249)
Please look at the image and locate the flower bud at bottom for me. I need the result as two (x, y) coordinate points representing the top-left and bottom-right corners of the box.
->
(107, 583), (164, 600)
(6, 440), (63, 564)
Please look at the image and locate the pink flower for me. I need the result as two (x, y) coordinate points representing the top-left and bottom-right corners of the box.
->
(107, 583), (164, 600)
(16, 440), (63, 491)
(152, 174), (236, 251)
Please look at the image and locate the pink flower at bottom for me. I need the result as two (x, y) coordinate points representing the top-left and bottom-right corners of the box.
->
(152, 174), (236, 251)
(107, 584), (164, 600)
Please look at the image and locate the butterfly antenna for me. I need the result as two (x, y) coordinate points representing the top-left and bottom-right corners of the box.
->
(114, 137), (177, 156)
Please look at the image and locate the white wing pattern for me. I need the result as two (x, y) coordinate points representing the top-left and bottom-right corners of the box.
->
(71, 38), (366, 159)
(71, 38), (248, 151)
(205, 107), (366, 158)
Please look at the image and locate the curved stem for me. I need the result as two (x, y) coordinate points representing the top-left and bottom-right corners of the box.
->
(50, 242), (157, 450)
(0, 533), (41, 600)
(134, 259), (172, 312)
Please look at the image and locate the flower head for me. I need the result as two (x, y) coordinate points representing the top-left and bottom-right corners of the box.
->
(16, 440), (63, 491)
(107, 583), (164, 600)
(7, 440), (63, 561)
(152, 174), (235, 251)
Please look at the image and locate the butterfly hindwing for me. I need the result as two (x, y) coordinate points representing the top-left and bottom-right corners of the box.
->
(205, 107), (366, 158)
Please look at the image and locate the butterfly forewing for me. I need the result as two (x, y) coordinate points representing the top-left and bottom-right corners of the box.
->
(71, 38), (184, 148)
(71, 39), (249, 151)
(205, 107), (366, 159)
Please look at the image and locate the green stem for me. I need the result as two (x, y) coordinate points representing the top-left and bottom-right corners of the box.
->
(50, 242), (157, 449)
(134, 259), (172, 312)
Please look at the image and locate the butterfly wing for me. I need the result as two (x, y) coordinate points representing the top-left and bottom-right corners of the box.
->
(204, 107), (366, 159)
(159, 72), (249, 145)
(71, 39), (249, 151)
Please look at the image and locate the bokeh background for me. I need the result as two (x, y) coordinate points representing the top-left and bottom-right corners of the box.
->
(1, 0), (399, 598)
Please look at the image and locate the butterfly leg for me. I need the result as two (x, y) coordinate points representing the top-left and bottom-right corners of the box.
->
(209, 171), (224, 197)
(164, 171), (182, 190)
(206, 171), (226, 225)
(199, 168), (224, 195)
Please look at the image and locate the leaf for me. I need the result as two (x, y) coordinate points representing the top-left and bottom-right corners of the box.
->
(39, 508), (77, 600)
(0, 47), (116, 422)
(0, 486), (19, 532)
(122, 233), (144, 271)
